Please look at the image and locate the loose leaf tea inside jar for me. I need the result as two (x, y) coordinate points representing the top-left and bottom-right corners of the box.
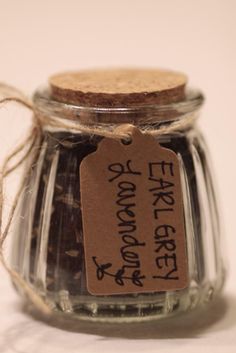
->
(0, 68), (226, 323)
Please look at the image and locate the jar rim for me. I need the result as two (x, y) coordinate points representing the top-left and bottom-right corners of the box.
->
(33, 86), (204, 124)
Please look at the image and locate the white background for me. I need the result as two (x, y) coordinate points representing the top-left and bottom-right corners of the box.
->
(0, 0), (235, 352)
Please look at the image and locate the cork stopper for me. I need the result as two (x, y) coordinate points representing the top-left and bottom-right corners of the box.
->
(49, 68), (187, 107)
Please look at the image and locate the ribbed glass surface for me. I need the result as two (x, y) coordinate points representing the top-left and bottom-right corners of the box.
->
(10, 127), (225, 322)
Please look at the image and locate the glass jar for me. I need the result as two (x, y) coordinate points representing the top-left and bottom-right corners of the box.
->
(9, 86), (226, 322)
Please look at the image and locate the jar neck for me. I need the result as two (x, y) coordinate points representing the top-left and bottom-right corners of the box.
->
(33, 86), (204, 134)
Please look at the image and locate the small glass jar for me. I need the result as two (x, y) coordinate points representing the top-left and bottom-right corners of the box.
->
(10, 86), (226, 323)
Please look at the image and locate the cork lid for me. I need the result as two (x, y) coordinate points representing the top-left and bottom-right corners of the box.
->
(49, 68), (187, 107)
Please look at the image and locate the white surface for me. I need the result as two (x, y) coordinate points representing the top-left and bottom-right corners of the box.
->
(0, 1), (236, 352)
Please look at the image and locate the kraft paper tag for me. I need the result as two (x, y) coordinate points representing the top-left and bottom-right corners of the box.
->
(80, 126), (188, 295)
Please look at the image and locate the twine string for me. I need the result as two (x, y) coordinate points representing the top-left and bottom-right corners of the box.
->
(0, 83), (198, 315)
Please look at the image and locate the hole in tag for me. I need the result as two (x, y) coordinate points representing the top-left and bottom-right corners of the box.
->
(121, 136), (132, 145)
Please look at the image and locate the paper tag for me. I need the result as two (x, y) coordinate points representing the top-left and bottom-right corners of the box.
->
(80, 126), (188, 295)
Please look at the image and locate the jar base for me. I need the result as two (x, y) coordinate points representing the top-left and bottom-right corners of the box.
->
(32, 282), (224, 323)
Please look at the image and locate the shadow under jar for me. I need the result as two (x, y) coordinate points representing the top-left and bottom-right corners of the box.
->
(10, 87), (226, 323)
